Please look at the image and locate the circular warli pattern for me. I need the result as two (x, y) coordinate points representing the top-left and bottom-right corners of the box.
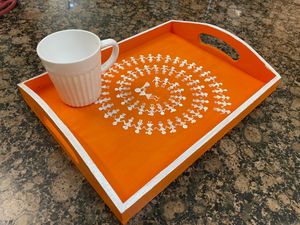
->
(95, 54), (231, 135)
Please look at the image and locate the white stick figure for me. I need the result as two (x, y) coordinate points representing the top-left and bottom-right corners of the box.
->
(135, 82), (159, 101)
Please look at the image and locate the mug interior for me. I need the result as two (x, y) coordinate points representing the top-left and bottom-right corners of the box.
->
(37, 30), (100, 64)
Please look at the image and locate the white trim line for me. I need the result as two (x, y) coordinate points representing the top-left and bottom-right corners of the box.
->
(18, 82), (126, 212)
(18, 20), (281, 213)
(170, 20), (281, 79)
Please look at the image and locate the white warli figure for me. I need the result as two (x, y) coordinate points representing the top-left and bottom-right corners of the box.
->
(147, 54), (154, 63)
(103, 73), (114, 78)
(121, 74), (134, 81)
(168, 66), (176, 76)
(188, 109), (203, 118)
(214, 101), (231, 107)
(148, 104), (155, 116)
(144, 65), (151, 75)
(158, 121), (167, 135)
(98, 103), (114, 111)
(135, 82), (150, 97)
(146, 121), (154, 135)
(167, 120), (176, 133)
(173, 95), (186, 101)
(192, 99), (203, 103)
(121, 96), (134, 105)
(128, 100), (140, 110)
(183, 113), (196, 123)
(212, 88), (228, 93)
(116, 80), (131, 86)
(153, 64), (159, 74)
(187, 62), (196, 70)
(134, 120), (143, 134)
(130, 57), (138, 65)
(167, 82), (179, 90)
(156, 103), (165, 115)
(193, 66), (203, 73)
(198, 99), (209, 104)
(209, 82), (222, 88)
(164, 55), (171, 63)
(199, 92), (208, 97)
(156, 54), (162, 62)
(170, 98), (183, 107)
(214, 94), (230, 100)
(214, 108), (231, 114)
(135, 67), (144, 76)
(114, 63), (124, 70)
(153, 76), (160, 87)
(171, 88), (184, 94)
(161, 65), (168, 74)
(116, 92), (131, 99)
(175, 117), (188, 129)
(192, 103), (208, 112)
(122, 59), (131, 67)
(190, 85), (205, 91)
(175, 70), (186, 79)
(200, 71), (210, 77)
(187, 79), (200, 86)
(104, 109), (119, 118)
(123, 117), (134, 130)
(137, 103), (146, 115)
(182, 74), (193, 82)
(161, 78), (169, 87)
(115, 86), (130, 92)
(102, 79), (112, 83)
(179, 59), (188, 67)
(113, 113), (126, 126)
(98, 97), (111, 104)
(101, 92), (110, 96)
(164, 103), (176, 113)
(135, 82), (159, 101)
(173, 57), (180, 64)
(139, 55), (146, 63)
(109, 67), (119, 74)
(127, 71), (138, 79)
(204, 76), (216, 82)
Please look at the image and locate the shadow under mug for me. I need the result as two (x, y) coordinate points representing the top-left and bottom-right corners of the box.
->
(37, 29), (119, 107)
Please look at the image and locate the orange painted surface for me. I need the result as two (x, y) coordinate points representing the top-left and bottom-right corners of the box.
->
(20, 21), (279, 224)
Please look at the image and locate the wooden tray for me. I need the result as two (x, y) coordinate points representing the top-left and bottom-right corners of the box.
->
(18, 20), (281, 224)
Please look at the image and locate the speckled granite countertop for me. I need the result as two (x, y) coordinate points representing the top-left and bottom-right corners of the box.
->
(0, 0), (299, 224)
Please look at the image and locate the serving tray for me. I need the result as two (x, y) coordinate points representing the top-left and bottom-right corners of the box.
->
(18, 20), (281, 224)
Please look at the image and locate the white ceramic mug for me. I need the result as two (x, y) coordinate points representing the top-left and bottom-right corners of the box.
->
(37, 29), (119, 107)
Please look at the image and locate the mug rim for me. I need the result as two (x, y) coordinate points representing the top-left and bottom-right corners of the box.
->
(36, 29), (101, 65)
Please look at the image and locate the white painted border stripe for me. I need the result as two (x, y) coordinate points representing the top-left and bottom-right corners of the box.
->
(18, 20), (281, 213)
(18, 82), (126, 212)
(171, 20), (281, 78)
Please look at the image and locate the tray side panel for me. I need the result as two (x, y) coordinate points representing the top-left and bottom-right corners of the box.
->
(18, 86), (125, 223)
(171, 21), (276, 83)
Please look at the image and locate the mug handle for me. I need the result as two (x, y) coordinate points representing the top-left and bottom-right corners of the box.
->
(100, 39), (119, 73)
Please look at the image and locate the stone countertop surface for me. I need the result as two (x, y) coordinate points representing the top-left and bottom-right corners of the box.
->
(0, 0), (299, 224)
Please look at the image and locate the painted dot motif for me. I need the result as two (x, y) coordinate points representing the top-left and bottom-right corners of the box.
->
(95, 54), (232, 135)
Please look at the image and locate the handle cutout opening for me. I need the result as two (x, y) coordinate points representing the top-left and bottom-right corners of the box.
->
(199, 33), (239, 61)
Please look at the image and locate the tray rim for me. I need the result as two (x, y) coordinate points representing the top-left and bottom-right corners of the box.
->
(18, 20), (281, 214)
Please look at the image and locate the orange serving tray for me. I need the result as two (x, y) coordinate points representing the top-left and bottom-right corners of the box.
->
(18, 20), (281, 224)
